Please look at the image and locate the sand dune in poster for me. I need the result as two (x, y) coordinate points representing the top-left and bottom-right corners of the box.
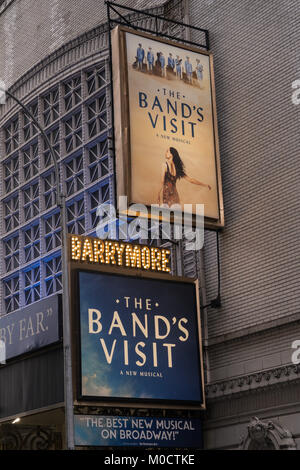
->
(125, 32), (220, 220)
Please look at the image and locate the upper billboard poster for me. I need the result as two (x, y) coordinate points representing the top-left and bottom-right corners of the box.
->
(112, 26), (224, 229)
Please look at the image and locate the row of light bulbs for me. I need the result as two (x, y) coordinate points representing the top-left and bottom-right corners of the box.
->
(70, 235), (171, 272)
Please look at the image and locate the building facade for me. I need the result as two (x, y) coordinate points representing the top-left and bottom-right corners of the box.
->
(0, 0), (299, 450)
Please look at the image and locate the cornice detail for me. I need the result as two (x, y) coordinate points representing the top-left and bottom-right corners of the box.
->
(205, 364), (300, 399)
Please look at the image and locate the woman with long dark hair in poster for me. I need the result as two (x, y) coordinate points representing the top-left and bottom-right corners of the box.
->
(157, 147), (211, 206)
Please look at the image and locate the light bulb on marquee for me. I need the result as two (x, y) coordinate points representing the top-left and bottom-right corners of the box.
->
(70, 234), (171, 273)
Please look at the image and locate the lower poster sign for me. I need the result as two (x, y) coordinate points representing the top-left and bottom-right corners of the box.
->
(77, 270), (205, 406)
(74, 415), (202, 448)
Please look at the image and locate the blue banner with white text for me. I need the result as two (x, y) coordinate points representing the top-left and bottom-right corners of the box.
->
(0, 295), (61, 361)
(74, 415), (202, 448)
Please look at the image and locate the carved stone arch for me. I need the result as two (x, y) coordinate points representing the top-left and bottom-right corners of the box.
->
(240, 417), (297, 450)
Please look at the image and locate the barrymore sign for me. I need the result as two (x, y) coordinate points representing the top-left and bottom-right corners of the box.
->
(0, 295), (61, 361)
(77, 270), (205, 407)
(74, 415), (202, 448)
(112, 26), (224, 229)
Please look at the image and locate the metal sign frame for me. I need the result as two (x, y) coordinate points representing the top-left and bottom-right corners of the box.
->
(69, 255), (206, 410)
(106, 1), (224, 230)
(111, 25), (224, 229)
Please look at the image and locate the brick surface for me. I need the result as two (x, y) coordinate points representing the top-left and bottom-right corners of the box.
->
(0, 0), (167, 87)
(188, 0), (300, 344)
(208, 321), (300, 371)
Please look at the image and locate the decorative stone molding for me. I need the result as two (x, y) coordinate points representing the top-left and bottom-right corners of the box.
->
(0, 424), (62, 450)
(240, 416), (296, 450)
(74, 405), (201, 419)
(205, 364), (300, 399)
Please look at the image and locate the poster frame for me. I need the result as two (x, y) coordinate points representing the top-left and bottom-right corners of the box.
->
(111, 25), (224, 230)
(70, 260), (206, 410)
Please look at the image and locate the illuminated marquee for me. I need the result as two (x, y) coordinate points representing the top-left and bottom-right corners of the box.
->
(70, 235), (171, 273)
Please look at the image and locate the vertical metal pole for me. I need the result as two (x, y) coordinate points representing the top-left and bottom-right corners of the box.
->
(205, 30), (210, 51)
(216, 230), (221, 301)
(175, 239), (183, 277)
(106, 1), (117, 211)
(198, 246), (211, 384)
(61, 194), (75, 450)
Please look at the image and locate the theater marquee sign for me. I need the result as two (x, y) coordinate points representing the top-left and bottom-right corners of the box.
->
(69, 235), (171, 272)
(69, 234), (205, 409)
(112, 26), (224, 229)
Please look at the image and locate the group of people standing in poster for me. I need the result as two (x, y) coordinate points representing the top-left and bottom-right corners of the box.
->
(135, 43), (204, 86)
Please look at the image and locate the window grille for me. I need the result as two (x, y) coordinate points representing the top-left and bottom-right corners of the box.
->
(0, 61), (111, 315)
(63, 75), (82, 112)
(43, 172), (56, 210)
(43, 87), (59, 127)
(4, 234), (19, 273)
(3, 155), (19, 193)
(24, 264), (40, 305)
(23, 182), (39, 222)
(67, 197), (85, 234)
(44, 255), (62, 296)
(88, 140), (109, 183)
(86, 64), (107, 95)
(23, 224), (40, 263)
(86, 94), (107, 139)
(43, 127), (60, 168)
(89, 182), (110, 229)
(23, 102), (38, 142)
(4, 194), (19, 232)
(23, 141), (39, 180)
(44, 212), (61, 252)
(4, 117), (19, 155)
(64, 154), (84, 196)
(3, 275), (20, 313)
(64, 111), (82, 153)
